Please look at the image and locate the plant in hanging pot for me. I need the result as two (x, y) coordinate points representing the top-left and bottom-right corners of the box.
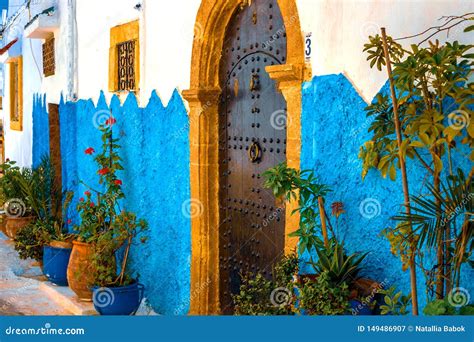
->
(0, 160), (35, 239)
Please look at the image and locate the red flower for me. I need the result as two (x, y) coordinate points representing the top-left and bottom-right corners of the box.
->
(85, 147), (95, 155)
(85, 191), (91, 197)
(90, 203), (95, 208)
(79, 198), (85, 202)
(98, 168), (110, 175)
(114, 179), (123, 186)
(67, 219), (72, 224)
(105, 117), (117, 126)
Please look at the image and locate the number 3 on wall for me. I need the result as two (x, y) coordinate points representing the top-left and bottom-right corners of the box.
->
(304, 32), (312, 62)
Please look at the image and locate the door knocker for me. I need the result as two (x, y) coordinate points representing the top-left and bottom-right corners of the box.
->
(249, 73), (259, 91)
(248, 142), (262, 163)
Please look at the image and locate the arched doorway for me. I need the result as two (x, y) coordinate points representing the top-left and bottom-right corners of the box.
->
(183, 0), (308, 315)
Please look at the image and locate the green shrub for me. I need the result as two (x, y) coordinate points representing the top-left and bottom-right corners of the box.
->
(298, 271), (350, 315)
(233, 253), (298, 315)
(14, 221), (44, 261)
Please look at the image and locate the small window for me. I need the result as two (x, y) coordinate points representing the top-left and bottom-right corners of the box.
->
(43, 37), (55, 77)
(109, 20), (140, 93)
(9, 57), (23, 131)
(117, 40), (137, 91)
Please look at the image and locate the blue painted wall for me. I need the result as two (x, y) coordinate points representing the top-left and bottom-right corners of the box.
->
(29, 75), (470, 315)
(301, 73), (473, 310)
(32, 94), (50, 167)
(58, 91), (191, 315)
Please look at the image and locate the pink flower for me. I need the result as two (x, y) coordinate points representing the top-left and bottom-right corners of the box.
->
(67, 219), (72, 224)
(90, 203), (95, 208)
(114, 180), (123, 186)
(79, 198), (85, 202)
(85, 191), (91, 197)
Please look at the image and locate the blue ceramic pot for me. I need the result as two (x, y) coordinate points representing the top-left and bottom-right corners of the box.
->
(92, 282), (144, 316)
(349, 299), (373, 315)
(43, 244), (72, 286)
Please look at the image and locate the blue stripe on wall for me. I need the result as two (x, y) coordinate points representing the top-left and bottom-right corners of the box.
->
(32, 94), (50, 168)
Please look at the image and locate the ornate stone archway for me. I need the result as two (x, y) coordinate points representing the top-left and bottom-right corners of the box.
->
(182, 0), (309, 315)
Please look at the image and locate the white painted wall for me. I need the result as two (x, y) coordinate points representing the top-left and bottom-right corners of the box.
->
(2, 0), (473, 165)
(1, 0), (66, 167)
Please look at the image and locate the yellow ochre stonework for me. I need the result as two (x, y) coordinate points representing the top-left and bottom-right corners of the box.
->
(108, 20), (140, 93)
(182, 0), (310, 315)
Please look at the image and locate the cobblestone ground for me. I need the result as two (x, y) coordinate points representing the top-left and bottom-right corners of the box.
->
(0, 233), (71, 315)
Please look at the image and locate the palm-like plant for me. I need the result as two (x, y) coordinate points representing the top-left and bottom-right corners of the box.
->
(390, 169), (473, 292)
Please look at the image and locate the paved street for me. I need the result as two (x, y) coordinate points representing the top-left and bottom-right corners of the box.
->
(0, 233), (71, 316)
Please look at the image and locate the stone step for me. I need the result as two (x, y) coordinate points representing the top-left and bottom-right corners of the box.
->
(39, 282), (98, 316)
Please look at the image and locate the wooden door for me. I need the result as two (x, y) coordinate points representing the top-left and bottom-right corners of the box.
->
(218, 0), (288, 313)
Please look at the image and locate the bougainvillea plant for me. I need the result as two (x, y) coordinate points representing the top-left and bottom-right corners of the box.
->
(75, 113), (148, 287)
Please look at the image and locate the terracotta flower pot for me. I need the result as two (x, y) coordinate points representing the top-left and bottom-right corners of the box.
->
(67, 241), (95, 301)
(5, 216), (35, 239)
(0, 214), (7, 236)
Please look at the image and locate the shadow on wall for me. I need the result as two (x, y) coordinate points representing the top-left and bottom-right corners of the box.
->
(57, 90), (191, 315)
(300, 73), (473, 310)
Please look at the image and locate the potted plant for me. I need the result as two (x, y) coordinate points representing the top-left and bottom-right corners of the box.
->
(68, 115), (148, 312)
(262, 163), (376, 315)
(39, 191), (75, 287)
(0, 160), (35, 239)
(91, 210), (147, 315)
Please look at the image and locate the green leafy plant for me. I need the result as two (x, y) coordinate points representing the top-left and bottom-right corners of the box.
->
(263, 163), (331, 255)
(377, 286), (411, 315)
(423, 298), (474, 316)
(390, 169), (473, 296)
(75, 116), (148, 288)
(313, 239), (368, 285)
(361, 18), (473, 310)
(233, 253), (299, 315)
(298, 271), (350, 315)
(0, 160), (33, 218)
(13, 221), (44, 261)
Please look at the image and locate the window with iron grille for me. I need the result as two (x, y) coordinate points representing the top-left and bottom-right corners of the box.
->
(117, 40), (136, 91)
(9, 57), (23, 131)
(43, 37), (55, 77)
